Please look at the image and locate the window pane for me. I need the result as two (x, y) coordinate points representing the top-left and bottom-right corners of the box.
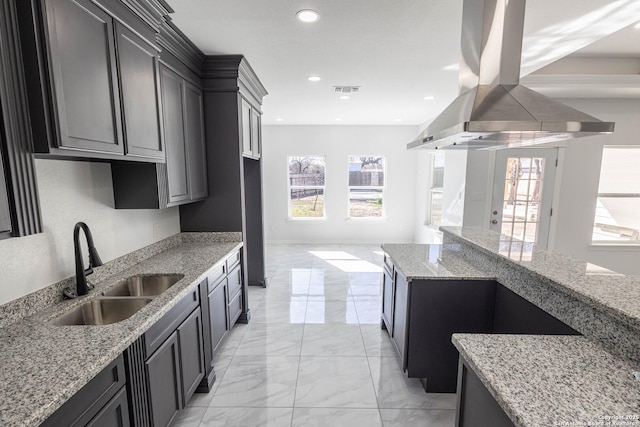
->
(348, 156), (384, 187)
(598, 148), (640, 194)
(593, 147), (640, 242)
(290, 188), (325, 218)
(288, 156), (326, 218)
(593, 197), (640, 241)
(349, 188), (383, 218)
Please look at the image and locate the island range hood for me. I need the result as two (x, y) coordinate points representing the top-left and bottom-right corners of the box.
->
(408, 0), (614, 150)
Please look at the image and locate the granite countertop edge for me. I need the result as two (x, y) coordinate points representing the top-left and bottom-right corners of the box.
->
(0, 233), (243, 427)
(381, 243), (496, 281)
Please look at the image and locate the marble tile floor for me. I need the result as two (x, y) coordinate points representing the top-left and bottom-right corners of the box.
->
(173, 243), (456, 427)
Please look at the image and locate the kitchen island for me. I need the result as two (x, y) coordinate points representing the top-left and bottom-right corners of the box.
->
(0, 232), (244, 426)
(418, 227), (640, 427)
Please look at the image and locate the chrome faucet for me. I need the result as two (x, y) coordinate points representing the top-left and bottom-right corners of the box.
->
(65, 222), (103, 298)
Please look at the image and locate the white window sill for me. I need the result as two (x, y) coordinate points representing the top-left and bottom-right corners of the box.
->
(589, 242), (640, 250)
(345, 217), (387, 222)
(287, 217), (327, 222)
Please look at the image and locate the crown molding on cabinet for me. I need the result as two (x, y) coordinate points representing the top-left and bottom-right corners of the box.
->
(201, 55), (268, 110)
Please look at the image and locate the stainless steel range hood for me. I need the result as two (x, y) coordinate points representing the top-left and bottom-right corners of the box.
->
(409, 0), (614, 150)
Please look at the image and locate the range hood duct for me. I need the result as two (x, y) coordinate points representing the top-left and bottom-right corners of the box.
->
(409, 0), (614, 150)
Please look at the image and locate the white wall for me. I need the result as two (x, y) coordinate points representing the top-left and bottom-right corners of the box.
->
(262, 125), (418, 243)
(551, 98), (640, 274)
(0, 159), (180, 305)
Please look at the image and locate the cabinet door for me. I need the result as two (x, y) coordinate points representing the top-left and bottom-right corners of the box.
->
(115, 23), (164, 160)
(146, 332), (182, 427)
(391, 270), (408, 370)
(159, 66), (189, 204)
(43, 0), (123, 154)
(177, 308), (206, 404)
(381, 266), (393, 331)
(241, 98), (252, 157)
(250, 108), (261, 158)
(85, 387), (130, 427)
(208, 281), (229, 354)
(184, 81), (208, 200)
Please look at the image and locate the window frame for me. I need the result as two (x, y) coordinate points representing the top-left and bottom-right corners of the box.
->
(347, 155), (386, 220)
(591, 145), (640, 245)
(287, 155), (327, 220)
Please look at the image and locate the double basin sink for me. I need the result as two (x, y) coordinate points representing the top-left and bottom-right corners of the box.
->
(50, 274), (184, 326)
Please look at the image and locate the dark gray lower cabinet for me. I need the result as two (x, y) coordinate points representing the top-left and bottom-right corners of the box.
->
(197, 249), (246, 392)
(42, 354), (129, 427)
(177, 308), (206, 400)
(455, 360), (515, 427)
(145, 306), (205, 427)
(208, 277), (229, 354)
(146, 332), (182, 427)
(382, 254), (579, 393)
(86, 387), (130, 427)
(125, 289), (204, 427)
(390, 270), (408, 369)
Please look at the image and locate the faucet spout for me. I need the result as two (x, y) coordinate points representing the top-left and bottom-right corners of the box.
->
(74, 222), (103, 297)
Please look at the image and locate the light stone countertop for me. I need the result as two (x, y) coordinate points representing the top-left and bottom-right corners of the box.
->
(380, 243), (495, 280)
(453, 334), (640, 427)
(0, 234), (242, 427)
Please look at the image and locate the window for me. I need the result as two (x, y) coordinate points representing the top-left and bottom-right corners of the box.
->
(428, 152), (445, 226)
(348, 156), (385, 218)
(288, 156), (326, 218)
(592, 146), (640, 243)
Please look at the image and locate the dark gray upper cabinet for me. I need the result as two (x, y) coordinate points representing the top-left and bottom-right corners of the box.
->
(184, 81), (208, 200)
(160, 66), (190, 205)
(17, 0), (165, 162)
(115, 22), (164, 161)
(43, 0), (124, 155)
(111, 63), (208, 209)
(241, 98), (261, 159)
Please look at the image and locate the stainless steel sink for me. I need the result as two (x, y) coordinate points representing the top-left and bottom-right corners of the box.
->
(50, 297), (152, 326)
(102, 274), (184, 297)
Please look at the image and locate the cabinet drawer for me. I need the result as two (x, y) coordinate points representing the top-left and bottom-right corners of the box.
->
(227, 265), (242, 300)
(206, 264), (226, 294)
(145, 288), (199, 356)
(226, 250), (241, 272)
(228, 290), (242, 326)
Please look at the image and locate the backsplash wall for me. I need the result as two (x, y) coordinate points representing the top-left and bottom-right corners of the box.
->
(0, 158), (180, 305)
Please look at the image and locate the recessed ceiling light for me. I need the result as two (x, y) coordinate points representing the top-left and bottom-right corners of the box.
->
(276, 118), (283, 122)
(307, 75), (321, 82)
(395, 118), (403, 122)
(339, 95), (350, 100)
(336, 118), (342, 121)
(424, 96), (435, 100)
(296, 9), (320, 23)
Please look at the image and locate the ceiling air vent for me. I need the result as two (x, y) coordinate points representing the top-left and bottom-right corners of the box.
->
(334, 86), (360, 93)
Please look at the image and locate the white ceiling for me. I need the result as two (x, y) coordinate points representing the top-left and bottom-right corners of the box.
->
(165, 0), (640, 126)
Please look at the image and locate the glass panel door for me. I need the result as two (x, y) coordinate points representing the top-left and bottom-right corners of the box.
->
(491, 149), (557, 249)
